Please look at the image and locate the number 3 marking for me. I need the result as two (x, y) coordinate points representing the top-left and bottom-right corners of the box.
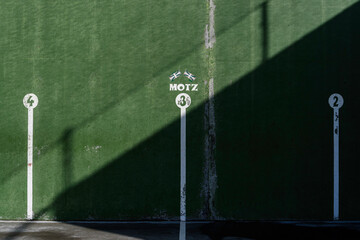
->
(176, 93), (191, 109)
(179, 96), (186, 106)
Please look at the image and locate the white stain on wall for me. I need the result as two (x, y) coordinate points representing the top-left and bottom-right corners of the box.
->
(84, 145), (102, 153)
(201, 0), (218, 220)
(205, 0), (216, 49)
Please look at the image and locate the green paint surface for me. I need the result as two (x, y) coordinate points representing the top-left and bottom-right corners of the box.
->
(0, 0), (207, 220)
(0, 0), (359, 220)
(215, 0), (360, 220)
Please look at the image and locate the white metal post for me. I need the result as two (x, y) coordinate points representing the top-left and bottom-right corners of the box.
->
(333, 108), (339, 220)
(23, 93), (38, 220)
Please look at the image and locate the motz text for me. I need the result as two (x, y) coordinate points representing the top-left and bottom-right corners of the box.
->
(169, 84), (198, 92)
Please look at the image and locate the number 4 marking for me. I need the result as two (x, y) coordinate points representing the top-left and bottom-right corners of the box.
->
(27, 96), (34, 107)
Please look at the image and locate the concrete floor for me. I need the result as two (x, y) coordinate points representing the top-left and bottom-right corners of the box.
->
(0, 221), (360, 239)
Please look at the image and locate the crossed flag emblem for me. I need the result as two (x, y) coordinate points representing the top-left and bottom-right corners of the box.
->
(169, 70), (196, 82)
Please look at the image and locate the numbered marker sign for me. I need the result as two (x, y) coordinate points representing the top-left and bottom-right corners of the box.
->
(329, 93), (343, 220)
(175, 92), (191, 222)
(175, 93), (191, 109)
(23, 93), (38, 220)
(328, 93), (343, 109)
(23, 94), (39, 109)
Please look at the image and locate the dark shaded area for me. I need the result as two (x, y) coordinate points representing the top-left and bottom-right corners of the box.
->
(215, 1), (360, 219)
(68, 222), (203, 239)
(62, 128), (74, 191)
(3, 221), (360, 240)
(201, 221), (360, 240)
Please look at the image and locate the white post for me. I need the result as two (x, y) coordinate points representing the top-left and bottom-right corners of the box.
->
(333, 108), (339, 220)
(27, 108), (34, 220)
(180, 107), (186, 222)
(175, 93), (191, 222)
(179, 221), (186, 240)
(23, 93), (39, 220)
(328, 93), (343, 221)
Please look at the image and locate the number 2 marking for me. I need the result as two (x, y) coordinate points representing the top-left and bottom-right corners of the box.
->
(333, 96), (339, 107)
(329, 93), (343, 110)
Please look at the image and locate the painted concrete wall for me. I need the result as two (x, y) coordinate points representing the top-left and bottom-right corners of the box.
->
(0, 0), (359, 220)
(215, 0), (360, 220)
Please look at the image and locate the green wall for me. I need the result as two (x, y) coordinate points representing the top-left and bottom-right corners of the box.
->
(215, 0), (360, 220)
(0, 0), (359, 220)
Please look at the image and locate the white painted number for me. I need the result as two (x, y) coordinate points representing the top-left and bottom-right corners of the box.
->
(175, 93), (191, 109)
(328, 93), (343, 109)
(23, 94), (39, 109)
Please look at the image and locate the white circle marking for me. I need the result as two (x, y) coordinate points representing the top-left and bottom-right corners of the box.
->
(23, 93), (39, 109)
(328, 93), (343, 109)
(176, 93), (191, 109)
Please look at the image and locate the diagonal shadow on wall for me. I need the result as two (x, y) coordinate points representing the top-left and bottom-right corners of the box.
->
(4, 1), (360, 239)
(32, 1), (360, 222)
